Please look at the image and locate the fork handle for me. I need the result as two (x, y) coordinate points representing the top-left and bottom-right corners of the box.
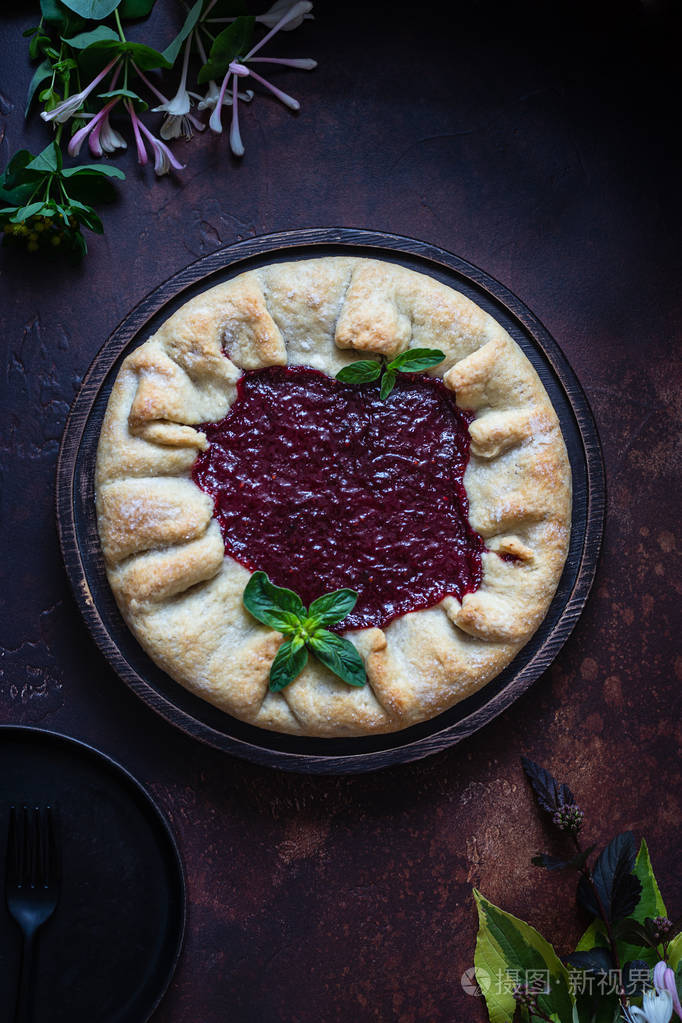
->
(14, 931), (36, 1023)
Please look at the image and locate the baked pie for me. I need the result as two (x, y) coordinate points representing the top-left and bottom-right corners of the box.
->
(95, 257), (571, 736)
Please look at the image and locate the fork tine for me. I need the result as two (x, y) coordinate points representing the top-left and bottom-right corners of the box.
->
(6, 805), (19, 885)
(43, 806), (59, 888)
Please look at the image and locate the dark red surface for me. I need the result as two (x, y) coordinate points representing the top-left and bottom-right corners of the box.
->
(1, 2), (681, 1021)
(193, 366), (482, 631)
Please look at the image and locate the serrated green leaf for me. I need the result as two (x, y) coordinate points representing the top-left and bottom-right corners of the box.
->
(335, 360), (382, 384)
(388, 347), (445, 374)
(473, 890), (575, 1022)
(269, 639), (308, 692)
(161, 0), (202, 66)
(308, 588), (358, 626)
(473, 893), (517, 1023)
(197, 16), (255, 84)
(576, 840), (666, 967)
(60, 0), (122, 19)
(307, 631), (366, 687)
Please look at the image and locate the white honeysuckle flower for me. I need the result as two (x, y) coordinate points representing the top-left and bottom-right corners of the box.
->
(98, 114), (127, 153)
(41, 57), (119, 124)
(159, 113), (205, 141)
(257, 0), (313, 30)
(190, 84), (253, 112)
(624, 990), (674, 1023)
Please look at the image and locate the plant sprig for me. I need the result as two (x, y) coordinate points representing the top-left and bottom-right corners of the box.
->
(472, 759), (682, 1023)
(335, 347), (445, 399)
(0, 141), (123, 260)
(242, 571), (366, 692)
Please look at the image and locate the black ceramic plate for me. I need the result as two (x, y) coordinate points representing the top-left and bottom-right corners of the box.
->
(0, 726), (185, 1022)
(56, 228), (605, 774)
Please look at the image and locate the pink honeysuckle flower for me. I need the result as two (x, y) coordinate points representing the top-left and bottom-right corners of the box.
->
(654, 962), (682, 1020)
(207, 2), (316, 155)
(130, 109), (185, 176)
(96, 112), (128, 154)
(41, 57), (120, 124)
(67, 98), (120, 157)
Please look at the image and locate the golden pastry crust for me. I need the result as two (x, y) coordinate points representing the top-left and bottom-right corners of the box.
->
(95, 257), (572, 737)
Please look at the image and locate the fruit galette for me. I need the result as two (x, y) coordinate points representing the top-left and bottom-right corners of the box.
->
(95, 257), (571, 736)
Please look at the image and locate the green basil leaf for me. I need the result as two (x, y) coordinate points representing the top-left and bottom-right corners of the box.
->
(59, 0), (122, 19)
(379, 369), (396, 400)
(307, 631), (366, 688)
(269, 639), (308, 692)
(243, 571), (306, 629)
(388, 347), (445, 373)
(335, 361), (382, 384)
(119, 0), (156, 18)
(26, 142), (61, 173)
(197, 16), (255, 84)
(308, 588), (358, 626)
(161, 0), (203, 66)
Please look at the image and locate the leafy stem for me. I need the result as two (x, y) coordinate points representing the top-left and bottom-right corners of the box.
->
(571, 833), (628, 1010)
(114, 7), (127, 43)
(335, 347), (446, 399)
(242, 572), (366, 692)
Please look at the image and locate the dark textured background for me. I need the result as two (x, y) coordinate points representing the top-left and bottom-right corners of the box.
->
(1, 2), (680, 1020)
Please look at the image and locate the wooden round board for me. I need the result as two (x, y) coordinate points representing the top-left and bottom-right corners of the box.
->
(56, 228), (605, 774)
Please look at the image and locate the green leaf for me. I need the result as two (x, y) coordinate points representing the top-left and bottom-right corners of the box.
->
(269, 639), (308, 692)
(668, 933), (682, 971)
(161, 0), (203, 66)
(308, 588), (358, 627)
(307, 631), (366, 687)
(26, 60), (57, 118)
(119, 40), (173, 69)
(11, 202), (47, 222)
(1, 150), (34, 188)
(577, 840), (666, 967)
(62, 164), (125, 178)
(26, 142), (61, 173)
(473, 890), (575, 1022)
(335, 360), (382, 384)
(473, 895), (517, 1023)
(379, 369), (396, 399)
(577, 832), (641, 924)
(59, 0), (122, 19)
(62, 25), (120, 48)
(119, 0), (156, 18)
(97, 87), (148, 110)
(197, 16), (255, 85)
(243, 571), (306, 629)
(68, 198), (104, 233)
(387, 347), (445, 374)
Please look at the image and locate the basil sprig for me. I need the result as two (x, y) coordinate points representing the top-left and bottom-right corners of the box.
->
(335, 347), (445, 399)
(243, 572), (366, 692)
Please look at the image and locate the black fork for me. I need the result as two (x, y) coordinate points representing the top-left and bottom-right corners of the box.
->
(5, 805), (61, 1023)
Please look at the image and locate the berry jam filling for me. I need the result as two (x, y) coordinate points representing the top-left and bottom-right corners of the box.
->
(192, 366), (484, 631)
